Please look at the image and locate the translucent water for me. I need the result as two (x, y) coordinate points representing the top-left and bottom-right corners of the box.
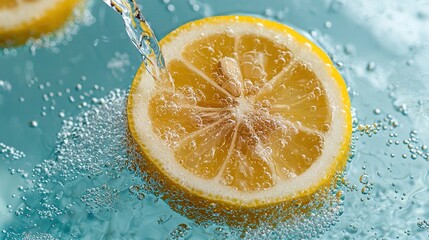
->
(1, 0), (429, 239)
(102, 0), (165, 80)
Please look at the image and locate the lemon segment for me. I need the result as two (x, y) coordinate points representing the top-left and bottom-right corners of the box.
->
(0, 0), (82, 46)
(128, 15), (351, 220)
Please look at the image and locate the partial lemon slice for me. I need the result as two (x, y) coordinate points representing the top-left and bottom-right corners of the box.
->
(0, 0), (82, 46)
(128, 16), (351, 224)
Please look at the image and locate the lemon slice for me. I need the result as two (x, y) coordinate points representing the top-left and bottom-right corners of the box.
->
(128, 16), (351, 223)
(0, 0), (82, 46)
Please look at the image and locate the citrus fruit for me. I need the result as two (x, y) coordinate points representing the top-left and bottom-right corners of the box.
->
(127, 15), (351, 224)
(0, 0), (82, 46)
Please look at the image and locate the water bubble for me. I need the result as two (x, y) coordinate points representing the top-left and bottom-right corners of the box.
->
(344, 44), (355, 55)
(137, 193), (145, 200)
(167, 4), (175, 11)
(361, 186), (370, 194)
(75, 84), (82, 91)
(367, 61), (376, 71)
(107, 52), (131, 80)
(324, 21), (332, 28)
(158, 215), (173, 224)
(373, 108), (381, 115)
(192, 4), (200, 11)
(29, 120), (38, 128)
(265, 8), (274, 17)
(417, 220), (429, 230)
(359, 174), (369, 184)
(169, 223), (191, 239)
(329, 0), (344, 12)
(335, 61), (344, 69)
(0, 80), (12, 92)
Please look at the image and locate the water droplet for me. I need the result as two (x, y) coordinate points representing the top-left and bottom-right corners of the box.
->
(329, 0), (344, 12)
(344, 44), (355, 55)
(367, 61), (376, 71)
(359, 174), (369, 184)
(29, 121), (38, 128)
(373, 108), (381, 115)
(265, 8), (274, 17)
(137, 193), (145, 200)
(417, 220), (429, 230)
(361, 186), (370, 194)
(324, 21), (332, 28)
(335, 61), (344, 69)
(167, 4), (175, 11)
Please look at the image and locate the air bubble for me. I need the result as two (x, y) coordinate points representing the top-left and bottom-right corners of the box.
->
(367, 62), (376, 71)
(373, 108), (381, 115)
(265, 8), (274, 17)
(324, 21), (332, 28)
(361, 186), (370, 194)
(29, 120), (38, 128)
(359, 174), (369, 184)
(0, 80), (12, 92)
(167, 4), (175, 11)
(170, 223), (191, 239)
(335, 61), (344, 69)
(417, 220), (429, 230)
(137, 193), (145, 200)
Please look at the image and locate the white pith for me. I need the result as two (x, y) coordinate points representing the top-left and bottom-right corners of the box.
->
(0, 0), (63, 29)
(130, 19), (348, 205)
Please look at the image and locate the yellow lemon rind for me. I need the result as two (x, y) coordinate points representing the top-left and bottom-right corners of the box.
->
(0, 0), (83, 47)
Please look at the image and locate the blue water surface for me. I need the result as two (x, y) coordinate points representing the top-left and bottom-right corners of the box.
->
(1, 0), (429, 239)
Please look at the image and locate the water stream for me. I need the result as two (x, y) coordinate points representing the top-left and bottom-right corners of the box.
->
(102, 0), (165, 79)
